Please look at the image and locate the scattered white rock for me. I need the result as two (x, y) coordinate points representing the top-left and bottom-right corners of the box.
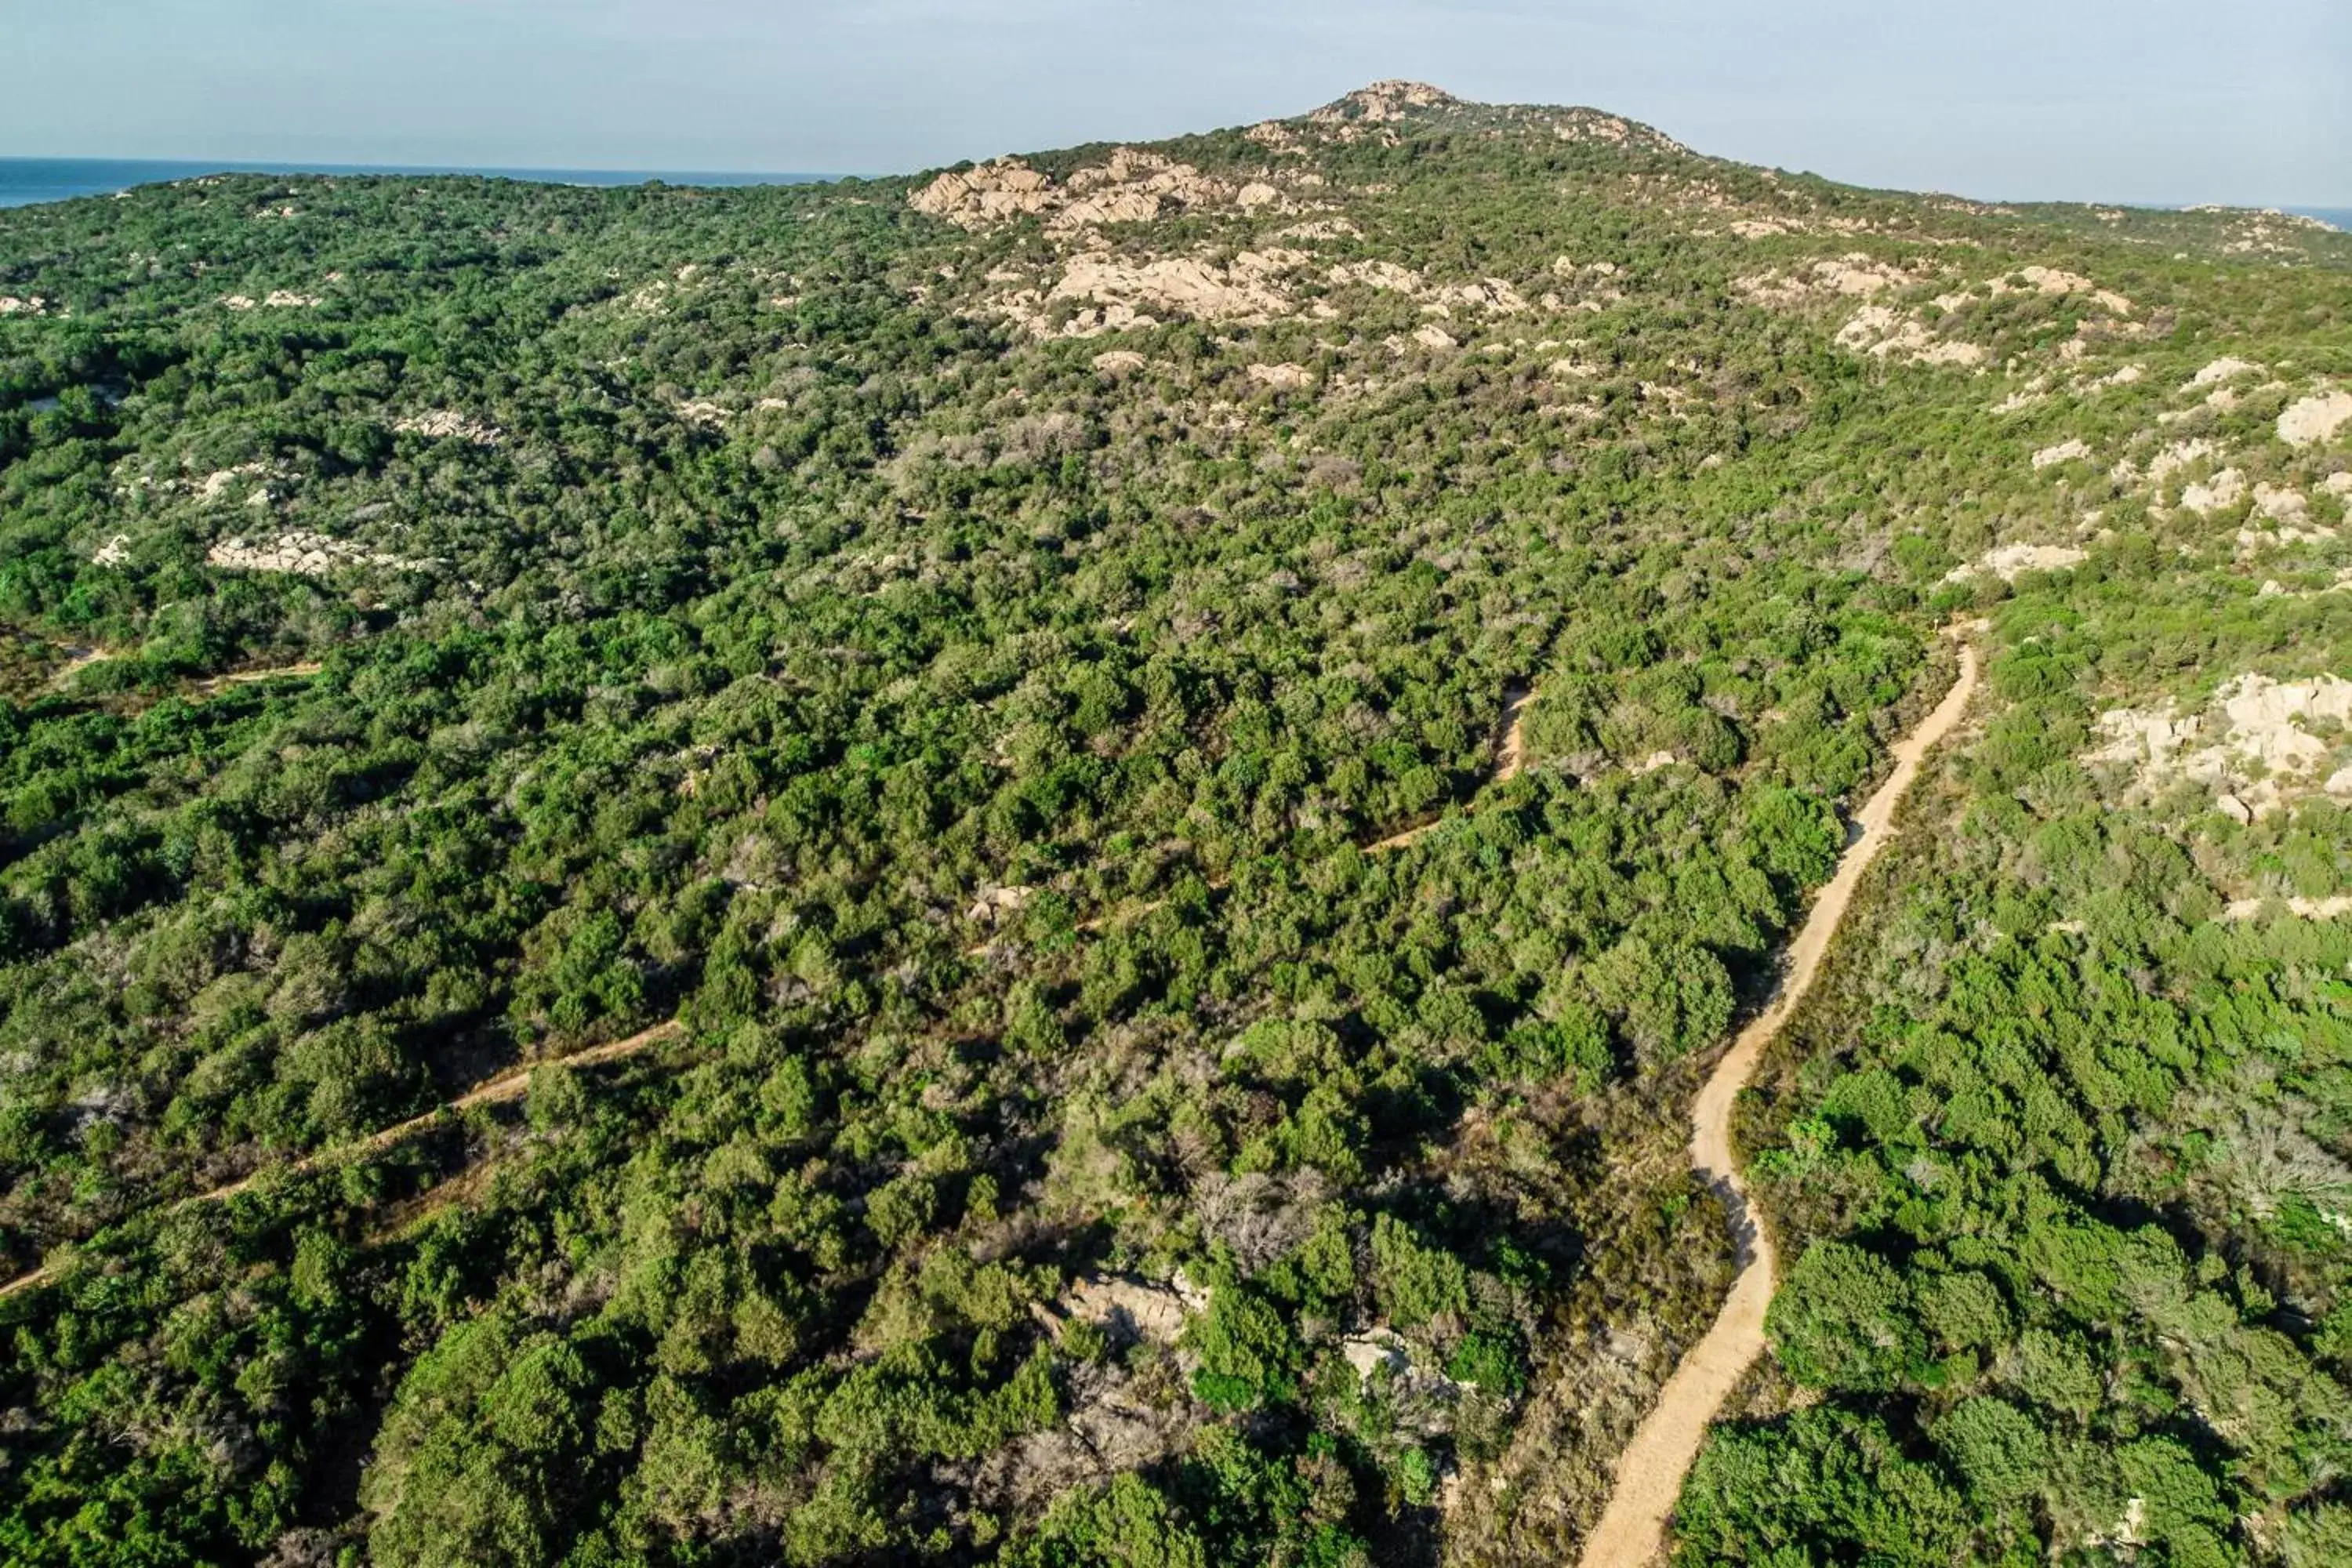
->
(1059, 1273), (1207, 1346)
(1734, 254), (1918, 307)
(2091, 673), (2352, 816)
(2222, 896), (2352, 922)
(2278, 390), (2352, 448)
(1329, 260), (1425, 295)
(2031, 439), (2092, 470)
(1012, 249), (1305, 336)
(393, 410), (503, 446)
(2187, 357), (2261, 390)
(1944, 543), (2089, 583)
(197, 463), (269, 502)
(207, 530), (421, 577)
(1273, 217), (1360, 242)
(91, 534), (132, 567)
(965, 884), (1035, 924)
(2181, 468), (2247, 516)
(1246, 362), (1313, 390)
(1091, 349), (1147, 377)
(1991, 265), (2132, 314)
(1835, 304), (1986, 368)
(2252, 483), (2308, 524)
(1342, 1331), (1414, 1383)
(1311, 79), (1457, 124)
(911, 147), (1292, 234)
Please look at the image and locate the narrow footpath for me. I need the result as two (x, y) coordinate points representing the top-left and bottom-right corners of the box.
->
(1575, 638), (1979, 1567)
(0, 1020), (682, 1300)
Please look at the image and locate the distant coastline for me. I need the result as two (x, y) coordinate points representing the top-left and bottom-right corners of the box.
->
(0, 157), (843, 210)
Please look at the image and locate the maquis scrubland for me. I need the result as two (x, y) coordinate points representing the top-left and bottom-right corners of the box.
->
(2, 80), (2350, 1568)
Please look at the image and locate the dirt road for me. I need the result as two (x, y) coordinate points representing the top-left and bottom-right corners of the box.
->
(1574, 638), (1979, 1567)
(0, 1020), (681, 1300)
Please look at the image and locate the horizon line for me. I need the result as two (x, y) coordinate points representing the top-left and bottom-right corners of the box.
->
(0, 153), (2343, 218)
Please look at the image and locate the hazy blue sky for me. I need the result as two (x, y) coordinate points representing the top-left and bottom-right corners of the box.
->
(6, 1), (2346, 205)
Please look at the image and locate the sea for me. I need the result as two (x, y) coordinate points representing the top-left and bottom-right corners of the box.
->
(0, 157), (837, 209)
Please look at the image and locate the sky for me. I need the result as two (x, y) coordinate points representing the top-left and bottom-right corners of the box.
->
(5, 0), (2347, 206)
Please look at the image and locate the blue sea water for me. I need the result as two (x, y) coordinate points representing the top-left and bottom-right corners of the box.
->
(2288, 208), (2352, 234)
(0, 157), (838, 210)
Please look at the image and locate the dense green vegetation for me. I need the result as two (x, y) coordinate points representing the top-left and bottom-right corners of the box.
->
(1, 83), (2347, 1566)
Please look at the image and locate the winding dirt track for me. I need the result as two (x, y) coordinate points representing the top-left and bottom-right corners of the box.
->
(1575, 639), (1978, 1568)
(0, 1021), (681, 1300)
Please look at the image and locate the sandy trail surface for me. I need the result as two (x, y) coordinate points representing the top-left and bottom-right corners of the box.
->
(1575, 638), (1979, 1567)
(1367, 682), (1535, 852)
(0, 1020), (681, 1300)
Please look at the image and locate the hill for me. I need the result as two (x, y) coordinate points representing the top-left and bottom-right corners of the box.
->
(1, 82), (2349, 1567)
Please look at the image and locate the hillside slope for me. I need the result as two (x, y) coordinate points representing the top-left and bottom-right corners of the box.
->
(0, 82), (2347, 1567)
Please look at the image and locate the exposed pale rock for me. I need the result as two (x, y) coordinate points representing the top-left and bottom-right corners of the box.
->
(1944, 543), (2089, 583)
(91, 534), (132, 567)
(911, 147), (1276, 234)
(1433, 277), (1530, 314)
(394, 410), (503, 446)
(2091, 673), (2352, 815)
(1836, 304), (1987, 368)
(2278, 390), (2352, 448)
(1311, 80), (1456, 124)
(1043, 249), (1300, 332)
(2180, 468), (2246, 516)
(1735, 254), (1918, 308)
(2252, 483), (2307, 523)
(1412, 323), (1458, 350)
(909, 159), (1055, 226)
(965, 885), (1034, 924)
(2223, 895), (2352, 922)
(2188, 357), (2261, 389)
(1991, 265), (2132, 314)
(1060, 1272), (1207, 1345)
(1342, 1331), (1412, 1382)
(2031, 439), (2092, 470)
(1273, 217), (1360, 241)
(1246, 362), (1313, 390)
(1091, 350), (1147, 376)
(2146, 439), (2217, 485)
(207, 529), (422, 577)
(1329, 260), (1426, 295)
(198, 463), (268, 502)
